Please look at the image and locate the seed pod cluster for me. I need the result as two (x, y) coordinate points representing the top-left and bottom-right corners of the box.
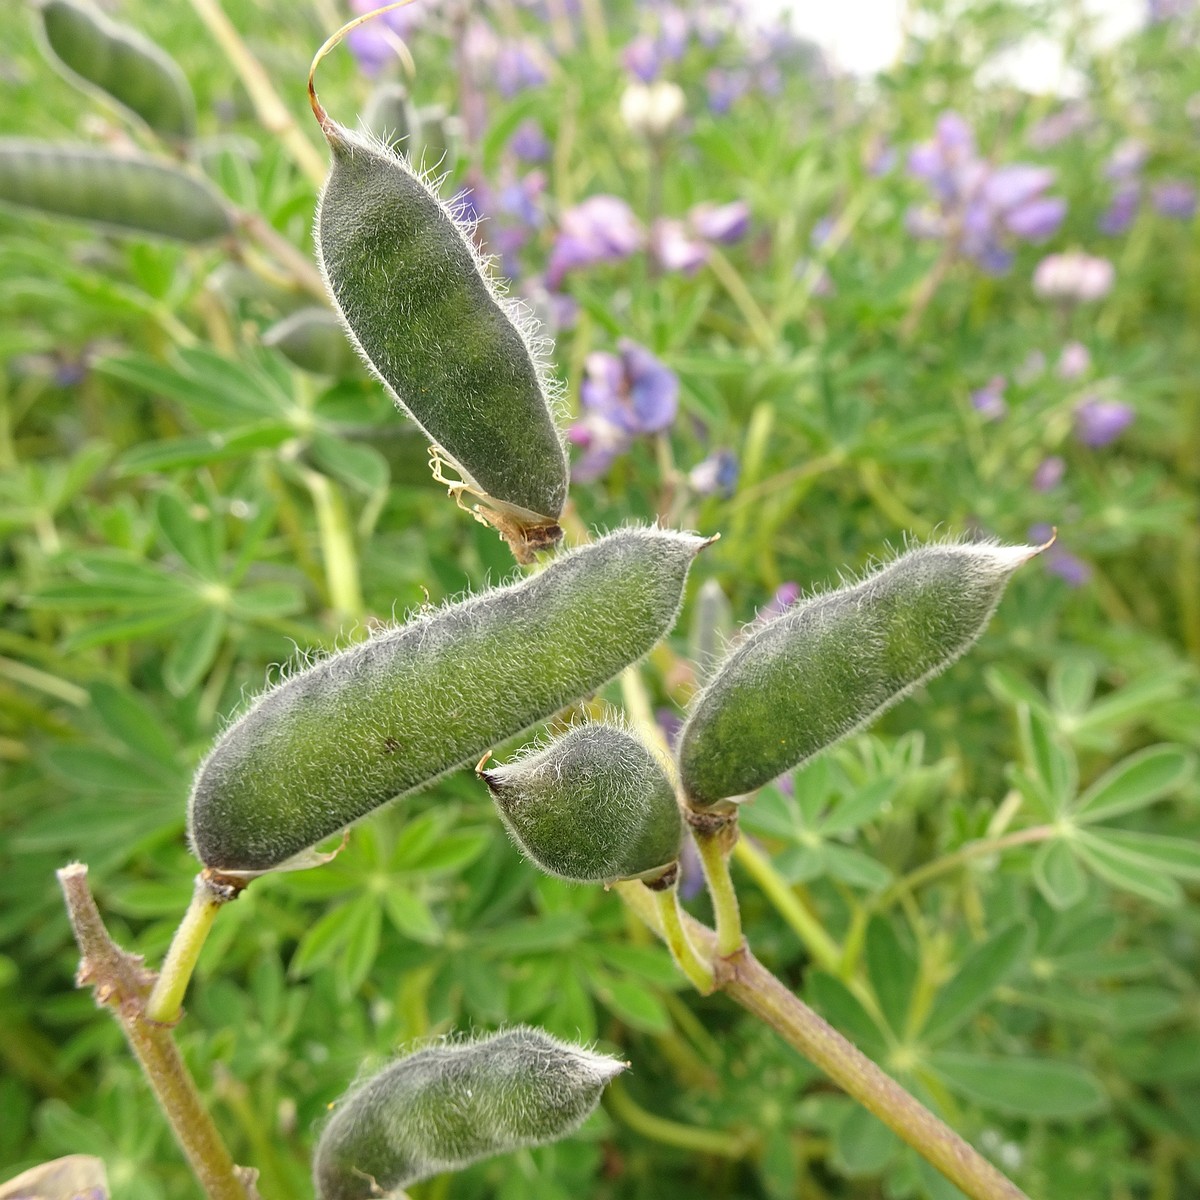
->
(189, 527), (706, 872)
(38, 0), (196, 140)
(313, 1028), (625, 1200)
(313, 114), (566, 560)
(0, 140), (232, 243)
(679, 541), (1040, 808)
(482, 721), (682, 884)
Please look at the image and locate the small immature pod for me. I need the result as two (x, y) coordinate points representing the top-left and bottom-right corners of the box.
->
(262, 307), (363, 377)
(360, 82), (416, 148)
(312, 105), (567, 560)
(189, 527), (707, 871)
(679, 541), (1041, 808)
(481, 721), (682, 884)
(38, 0), (196, 140)
(313, 1028), (625, 1200)
(0, 140), (232, 243)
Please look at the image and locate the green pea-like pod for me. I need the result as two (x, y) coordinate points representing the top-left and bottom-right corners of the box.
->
(37, 0), (196, 141)
(411, 102), (461, 171)
(0, 140), (233, 243)
(679, 540), (1043, 809)
(312, 97), (566, 561)
(189, 527), (708, 872)
(359, 81), (416, 149)
(481, 721), (682, 885)
(314, 1028), (625, 1200)
(262, 307), (363, 377)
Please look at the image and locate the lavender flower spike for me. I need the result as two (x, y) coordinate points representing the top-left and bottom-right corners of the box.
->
(1075, 395), (1134, 447)
(547, 196), (643, 289)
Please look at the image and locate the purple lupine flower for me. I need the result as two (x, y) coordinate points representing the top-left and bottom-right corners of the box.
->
(688, 449), (739, 497)
(866, 135), (897, 176)
(495, 39), (547, 98)
(753, 581), (801, 628)
(1057, 341), (1091, 379)
(1152, 180), (1197, 220)
(347, 0), (424, 76)
(1033, 252), (1115, 303)
(1028, 103), (1092, 150)
(546, 195), (643, 289)
(1032, 456), (1066, 491)
(1074, 395), (1134, 446)
(1029, 523), (1092, 587)
(690, 200), (750, 244)
(656, 707), (683, 750)
(510, 118), (550, 162)
(1099, 184), (1140, 235)
(971, 375), (1007, 420)
(569, 340), (679, 481)
(1106, 139), (1148, 181)
(705, 67), (749, 114)
(657, 6), (691, 60)
(622, 34), (662, 82)
(651, 218), (708, 273)
(677, 833), (705, 901)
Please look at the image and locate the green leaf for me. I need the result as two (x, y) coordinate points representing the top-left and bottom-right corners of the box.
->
(865, 917), (916, 1036)
(1073, 745), (1194, 824)
(833, 1105), (899, 1177)
(806, 972), (887, 1059)
(383, 887), (441, 944)
(1033, 839), (1088, 910)
(1073, 834), (1182, 905)
(820, 778), (896, 836)
(1071, 670), (1189, 737)
(593, 975), (670, 1033)
(45, 746), (175, 793)
(155, 492), (218, 576)
(984, 665), (1051, 716)
(1084, 828), (1200, 881)
(309, 431), (389, 494)
(1018, 705), (1076, 816)
(164, 609), (226, 697)
(921, 922), (1028, 1044)
(932, 1052), (1107, 1118)
(822, 844), (892, 890)
(405, 830), (489, 875)
(474, 913), (588, 957)
(62, 605), (201, 652)
(115, 424), (293, 474)
(88, 681), (177, 764)
(290, 901), (362, 978)
(1048, 658), (1097, 717)
(339, 895), (382, 993)
(231, 581), (306, 619)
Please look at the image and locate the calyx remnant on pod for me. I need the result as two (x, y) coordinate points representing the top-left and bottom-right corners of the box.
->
(481, 721), (683, 884)
(313, 1027), (625, 1200)
(310, 50), (567, 562)
(679, 540), (1045, 809)
(188, 527), (708, 872)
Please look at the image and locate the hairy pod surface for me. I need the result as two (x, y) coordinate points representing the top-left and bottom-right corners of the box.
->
(262, 307), (362, 377)
(189, 527), (706, 871)
(679, 541), (1039, 808)
(314, 118), (567, 552)
(482, 722), (682, 884)
(38, 0), (196, 140)
(0, 140), (232, 242)
(313, 1028), (625, 1200)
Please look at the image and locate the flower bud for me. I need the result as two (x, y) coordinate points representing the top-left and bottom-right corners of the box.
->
(314, 1028), (625, 1200)
(679, 540), (1042, 808)
(619, 81), (686, 139)
(481, 721), (682, 884)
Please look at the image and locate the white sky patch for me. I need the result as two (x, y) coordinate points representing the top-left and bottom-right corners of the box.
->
(746, 0), (1147, 90)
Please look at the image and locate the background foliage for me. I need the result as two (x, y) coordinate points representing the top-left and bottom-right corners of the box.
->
(1, 0), (1198, 1197)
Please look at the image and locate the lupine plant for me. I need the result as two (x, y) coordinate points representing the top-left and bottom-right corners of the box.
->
(3, 1), (1200, 1198)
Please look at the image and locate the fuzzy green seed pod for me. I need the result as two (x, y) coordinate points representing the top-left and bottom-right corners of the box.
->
(262, 307), (362, 377)
(679, 540), (1041, 808)
(189, 527), (707, 872)
(0, 140), (232, 243)
(481, 721), (682, 884)
(313, 114), (566, 561)
(38, 0), (196, 140)
(314, 1028), (625, 1200)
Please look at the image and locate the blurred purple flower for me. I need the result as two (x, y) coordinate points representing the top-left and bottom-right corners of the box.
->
(546, 195), (643, 289)
(678, 834), (705, 901)
(1032, 456), (1066, 491)
(347, 0), (424, 76)
(1099, 184), (1140, 235)
(1152, 180), (1197, 220)
(1033, 252), (1115, 303)
(495, 40), (547, 98)
(971, 375), (1007, 420)
(510, 119), (550, 162)
(866, 135), (897, 176)
(569, 340), (679, 480)
(1029, 523), (1092, 587)
(1057, 341), (1091, 380)
(752, 581), (800, 628)
(907, 112), (1065, 272)
(622, 34), (663, 82)
(652, 218), (708, 273)
(656, 706), (683, 750)
(706, 67), (749, 114)
(1106, 139), (1148, 181)
(691, 200), (750, 244)
(689, 449), (739, 497)
(1028, 103), (1092, 150)
(1074, 395), (1134, 446)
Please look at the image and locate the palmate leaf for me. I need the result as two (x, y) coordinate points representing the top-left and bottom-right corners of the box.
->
(1072, 835), (1182, 906)
(921, 923), (1029, 1045)
(865, 917), (917, 1037)
(1072, 744), (1194, 823)
(930, 1052), (1107, 1119)
(1033, 838), (1089, 910)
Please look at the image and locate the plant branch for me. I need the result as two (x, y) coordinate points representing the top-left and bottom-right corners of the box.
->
(652, 884), (715, 994)
(615, 881), (1029, 1200)
(690, 819), (743, 957)
(57, 864), (255, 1200)
(604, 1076), (755, 1159)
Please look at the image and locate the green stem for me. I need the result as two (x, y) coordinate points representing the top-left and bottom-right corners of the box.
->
(145, 875), (233, 1025)
(652, 883), (715, 994)
(57, 865), (254, 1200)
(302, 468), (364, 623)
(691, 823), (743, 957)
(615, 882), (1028, 1200)
(704, 246), (774, 351)
(604, 1076), (754, 1159)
